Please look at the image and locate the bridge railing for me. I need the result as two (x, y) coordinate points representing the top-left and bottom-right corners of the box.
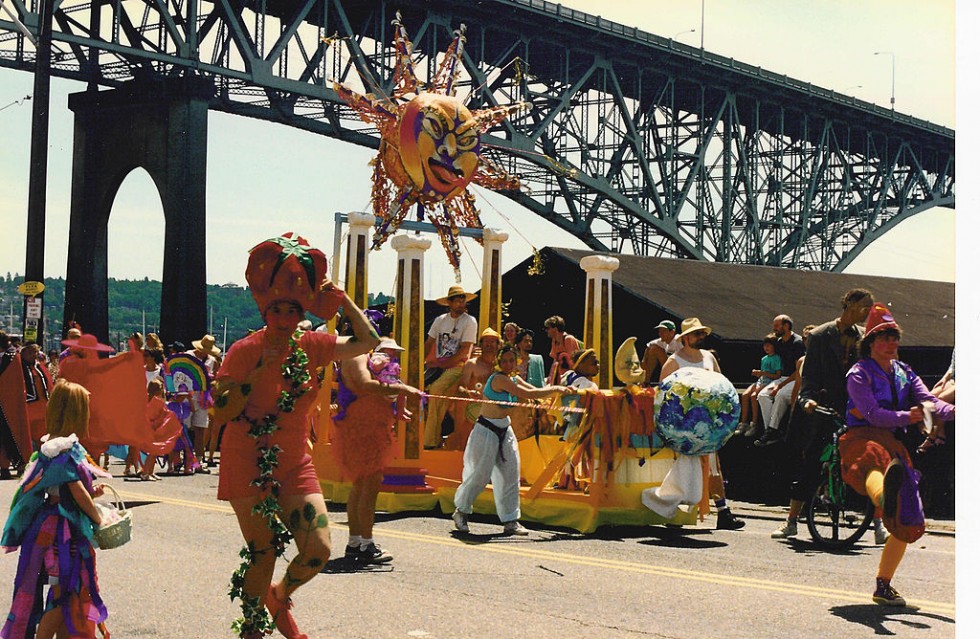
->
(510, 0), (952, 139)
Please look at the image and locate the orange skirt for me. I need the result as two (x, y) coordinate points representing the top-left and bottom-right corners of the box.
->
(838, 426), (912, 496)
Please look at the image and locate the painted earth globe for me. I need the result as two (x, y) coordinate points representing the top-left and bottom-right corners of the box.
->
(654, 367), (740, 455)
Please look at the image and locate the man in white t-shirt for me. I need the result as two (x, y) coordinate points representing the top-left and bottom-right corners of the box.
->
(641, 320), (681, 386)
(423, 286), (478, 449)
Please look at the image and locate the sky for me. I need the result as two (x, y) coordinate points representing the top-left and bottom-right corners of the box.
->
(0, 0), (959, 298)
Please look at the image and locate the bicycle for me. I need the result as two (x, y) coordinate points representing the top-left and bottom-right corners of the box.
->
(806, 405), (875, 548)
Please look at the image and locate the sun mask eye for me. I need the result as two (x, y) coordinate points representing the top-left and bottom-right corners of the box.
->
(421, 109), (447, 140)
(456, 127), (478, 152)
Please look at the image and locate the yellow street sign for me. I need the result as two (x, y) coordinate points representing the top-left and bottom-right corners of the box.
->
(17, 281), (45, 296)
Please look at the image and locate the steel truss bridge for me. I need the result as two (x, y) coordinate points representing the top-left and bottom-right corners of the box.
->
(1, 0), (955, 270)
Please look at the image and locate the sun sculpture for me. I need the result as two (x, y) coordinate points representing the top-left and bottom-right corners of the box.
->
(332, 13), (527, 279)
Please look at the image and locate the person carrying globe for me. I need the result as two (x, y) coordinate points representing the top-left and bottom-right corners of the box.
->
(641, 318), (745, 530)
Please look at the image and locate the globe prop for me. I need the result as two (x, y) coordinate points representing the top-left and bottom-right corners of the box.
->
(654, 367), (739, 455)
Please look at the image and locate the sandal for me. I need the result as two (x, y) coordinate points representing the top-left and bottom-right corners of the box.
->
(265, 585), (308, 639)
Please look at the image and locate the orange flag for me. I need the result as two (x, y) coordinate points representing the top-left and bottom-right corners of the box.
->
(0, 351), (32, 461)
(59, 351), (159, 452)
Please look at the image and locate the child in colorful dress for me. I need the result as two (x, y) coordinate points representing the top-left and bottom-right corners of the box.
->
(1, 380), (110, 639)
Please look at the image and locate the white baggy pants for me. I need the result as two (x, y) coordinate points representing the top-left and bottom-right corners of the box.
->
(757, 377), (794, 430)
(453, 415), (521, 523)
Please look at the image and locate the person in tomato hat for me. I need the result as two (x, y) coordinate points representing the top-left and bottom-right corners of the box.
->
(839, 303), (954, 606)
(212, 233), (379, 639)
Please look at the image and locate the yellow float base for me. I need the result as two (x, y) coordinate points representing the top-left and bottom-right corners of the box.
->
(314, 432), (698, 532)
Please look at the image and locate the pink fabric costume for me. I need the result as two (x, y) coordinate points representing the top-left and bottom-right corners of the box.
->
(216, 330), (336, 501)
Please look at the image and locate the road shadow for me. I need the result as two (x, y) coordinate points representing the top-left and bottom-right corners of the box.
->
(636, 527), (728, 550)
(829, 604), (954, 635)
(321, 557), (395, 574)
(780, 537), (872, 557)
(449, 530), (535, 544)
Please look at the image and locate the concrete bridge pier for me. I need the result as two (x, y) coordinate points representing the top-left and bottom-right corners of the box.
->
(64, 77), (212, 347)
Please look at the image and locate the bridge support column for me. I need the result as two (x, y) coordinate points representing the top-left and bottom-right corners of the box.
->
(343, 211), (375, 308)
(391, 233), (431, 459)
(64, 77), (211, 346)
(478, 228), (508, 333)
(579, 255), (619, 390)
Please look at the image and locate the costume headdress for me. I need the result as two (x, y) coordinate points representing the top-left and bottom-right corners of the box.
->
(864, 303), (901, 337)
(245, 232), (344, 320)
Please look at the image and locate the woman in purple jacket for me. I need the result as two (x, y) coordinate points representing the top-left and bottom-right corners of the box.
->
(840, 304), (954, 607)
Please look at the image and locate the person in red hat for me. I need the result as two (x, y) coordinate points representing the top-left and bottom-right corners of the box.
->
(213, 233), (379, 639)
(839, 303), (954, 607)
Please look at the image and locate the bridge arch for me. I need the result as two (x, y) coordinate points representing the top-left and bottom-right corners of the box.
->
(63, 79), (211, 345)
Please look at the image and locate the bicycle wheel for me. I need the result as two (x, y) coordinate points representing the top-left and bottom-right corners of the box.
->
(807, 473), (875, 548)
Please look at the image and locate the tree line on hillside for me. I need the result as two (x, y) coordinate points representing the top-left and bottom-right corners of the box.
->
(0, 274), (392, 352)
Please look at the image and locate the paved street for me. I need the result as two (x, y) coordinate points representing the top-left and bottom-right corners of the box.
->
(0, 463), (956, 638)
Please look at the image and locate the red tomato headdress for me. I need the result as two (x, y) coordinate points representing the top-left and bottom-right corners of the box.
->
(245, 233), (343, 320)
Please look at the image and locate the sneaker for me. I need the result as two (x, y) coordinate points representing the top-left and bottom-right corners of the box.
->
(357, 543), (393, 565)
(873, 581), (906, 607)
(873, 519), (889, 545)
(753, 429), (781, 447)
(770, 520), (798, 538)
(715, 508), (746, 530)
(733, 422), (749, 436)
(503, 520), (530, 536)
(742, 422), (762, 439)
(452, 509), (470, 533)
(343, 544), (360, 561)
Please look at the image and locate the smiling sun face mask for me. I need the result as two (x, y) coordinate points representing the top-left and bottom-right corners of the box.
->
(397, 92), (480, 202)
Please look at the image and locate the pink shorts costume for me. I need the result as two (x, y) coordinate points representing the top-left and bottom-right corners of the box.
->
(216, 330), (336, 501)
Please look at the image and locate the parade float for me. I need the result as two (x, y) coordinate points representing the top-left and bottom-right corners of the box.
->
(310, 14), (737, 533)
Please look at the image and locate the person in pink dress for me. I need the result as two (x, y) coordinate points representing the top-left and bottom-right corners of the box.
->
(213, 233), (379, 639)
(334, 334), (422, 565)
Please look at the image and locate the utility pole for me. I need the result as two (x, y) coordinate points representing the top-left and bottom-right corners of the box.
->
(24, 0), (54, 345)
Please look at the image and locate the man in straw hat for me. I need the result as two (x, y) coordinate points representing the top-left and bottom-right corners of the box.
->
(422, 285), (478, 449)
(654, 318), (745, 531)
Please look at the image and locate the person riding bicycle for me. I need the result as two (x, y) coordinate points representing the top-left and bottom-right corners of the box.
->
(839, 303), (954, 607)
(771, 289), (882, 541)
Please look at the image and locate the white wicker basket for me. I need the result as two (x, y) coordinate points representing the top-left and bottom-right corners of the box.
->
(93, 484), (132, 549)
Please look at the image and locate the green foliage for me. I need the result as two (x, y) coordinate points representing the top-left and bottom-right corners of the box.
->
(0, 274), (264, 347)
